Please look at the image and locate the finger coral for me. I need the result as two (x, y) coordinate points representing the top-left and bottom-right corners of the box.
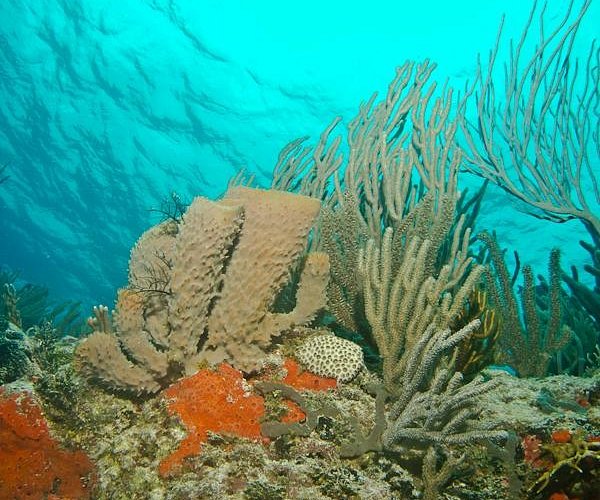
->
(76, 187), (330, 393)
(0, 389), (95, 499)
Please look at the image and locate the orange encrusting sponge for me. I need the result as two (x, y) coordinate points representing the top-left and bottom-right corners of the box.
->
(281, 358), (337, 391)
(159, 363), (267, 477)
(0, 389), (95, 499)
(159, 359), (338, 477)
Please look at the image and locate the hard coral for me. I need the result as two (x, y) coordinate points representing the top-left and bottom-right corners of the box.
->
(0, 389), (95, 499)
(296, 334), (364, 383)
(159, 363), (267, 477)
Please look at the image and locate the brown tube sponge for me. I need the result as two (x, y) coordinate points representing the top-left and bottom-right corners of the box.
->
(204, 187), (328, 372)
(76, 187), (329, 393)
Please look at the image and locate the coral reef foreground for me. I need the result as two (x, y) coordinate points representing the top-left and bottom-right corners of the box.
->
(1, 356), (598, 499)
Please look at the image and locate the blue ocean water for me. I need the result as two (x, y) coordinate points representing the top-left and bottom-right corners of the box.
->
(0, 0), (598, 310)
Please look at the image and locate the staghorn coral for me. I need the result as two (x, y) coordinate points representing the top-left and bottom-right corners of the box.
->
(76, 186), (330, 393)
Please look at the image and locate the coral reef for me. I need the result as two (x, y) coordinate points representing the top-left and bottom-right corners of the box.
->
(478, 370), (600, 498)
(160, 358), (343, 477)
(0, 268), (84, 335)
(0, 316), (81, 418)
(480, 232), (571, 377)
(76, 186), (330, 393)
(0, 324), (34, 385)
(561, 238), (600, 374)
(528, 430), (600, 497)
(564, 239), (600, 328)
(2, 2), (597, 498)
(451, 284), (501, 379)
(5, 326), (598, 499)
(280, 358), (338, 391)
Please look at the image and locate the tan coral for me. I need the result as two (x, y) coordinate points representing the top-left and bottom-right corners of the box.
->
(76, 187), (330, 393)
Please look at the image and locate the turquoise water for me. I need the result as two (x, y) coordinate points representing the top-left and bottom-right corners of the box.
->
(0, 0), (598, 309)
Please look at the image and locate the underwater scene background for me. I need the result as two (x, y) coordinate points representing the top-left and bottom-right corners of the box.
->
(0, 0), (599, 499)
(0, 0), (597, 308)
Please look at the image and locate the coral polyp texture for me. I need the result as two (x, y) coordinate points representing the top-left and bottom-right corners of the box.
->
(76, 186), (330, 393)
(296, 333), (364, 382)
